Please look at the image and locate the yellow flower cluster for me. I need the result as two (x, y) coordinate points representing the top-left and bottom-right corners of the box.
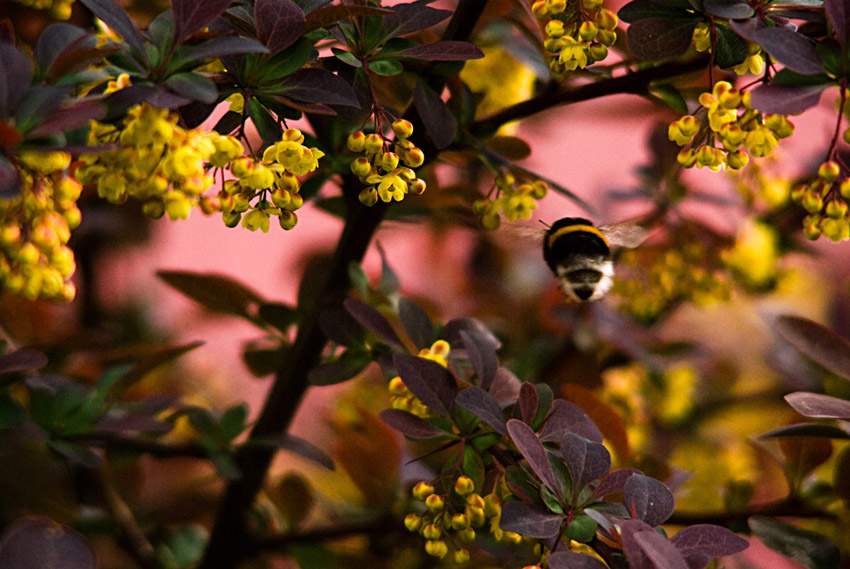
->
(669, 82), (794, 171)
(76, 104), (233, 220)
(1, 152), (80, 301)
(792, 160), (850, 242)
(406, 479), (506, 564)
(348, 119), (427, 206)
(9, 0), (73, 19)
(691, 24), (766, 76)
(473, 173), (548, 230)
(219, 128), (322, 232)
(388, 340), (451, 418)
(532, 0), (619, 76)
(612, 242), (729, 323)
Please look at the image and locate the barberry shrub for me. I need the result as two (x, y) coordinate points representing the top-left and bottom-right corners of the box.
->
(2, 0), (850, 568)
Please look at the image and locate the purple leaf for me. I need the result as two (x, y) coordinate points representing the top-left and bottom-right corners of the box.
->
(489, 367), (522, 405)
(398, 298), (433, 350)
(78, 0), (146, 57)
(459, 329), (498, 389)
(173, 0), (233, 46)
(776, 315), (850, 380)
(499, 501), (563, 539)
(594, 469), (642, 499)
(785, 392), (850, 418)
(392, 41), (484, 61)
(455, 386), (508, 436)
(729, 16), (763, 43)
(626, 17), (699, 61)
(304, 5), (393, 33)
(0, 517), (97, 569)
(0, 44), (33, 115)
(344, 298), (404, 348)
(753, 27), (825, 75)
(94, 413), (172, 433)
(28, 98), (105, 137)
(393, 353), (457, 418)
(0, 348), (48, 375)
(413, 79), (456, 150)
(624, 474), (674, 526)
(274, 434), (335, 470)
(671, 525), (749, 569)
(519, 382), (538, 425)
(618, 519), (658, 569)
(35, 23), (98, 79)
(561, 433), (612, 489)
(703, 0), (754, 19)
(443, 317), (501, 351)
(760, 422), (850, 439)
(547, 550), (609, 569)
(379, 408), (446, 439)
(255, 0), (305, 55)
(540, 400), (603, 443)
(280, 68), (360, 107)
(178, 35), (268, 63)
(635, 528), (689, 569)
(506, 418), (559, 494)
(749, 83), (827, 114)
(825, 0), (850, 49)
(382, 2), (453, 39)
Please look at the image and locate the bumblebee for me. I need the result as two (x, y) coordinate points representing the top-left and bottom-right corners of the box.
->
(543, 217), (647, 302)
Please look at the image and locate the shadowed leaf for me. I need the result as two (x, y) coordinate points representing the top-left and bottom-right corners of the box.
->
(626, 17), (699, 61)
(165, 72), (218, 104)
(776, 315), (850, 380)
(443, 318), (501, 351)
(280, 69), (360, 107)
(379, 408), (446, 439)
(455, 386), (508, 436)
(398, 298), (433, 349)
(173, 0), (233, 46)
(507, 418), (559, 494)
(307, 349), (371, 386)
(624, 474), (674, 526)
(256, 0), (305, 54)
(460, 330), (497, 388)
(319, 305), (365, 347)
(0, 44), (33, 116)
(0, 349), (48, 375)
(825, 0), (850, 49)
(278, 434), (334, 470)
(28, 98), (105, 137)
(0, 517), (97, 569)
(381, 3), (453, 40)
(618, 0), (693, 22)
(547, 550), (609, 569)
(703, 0), (754, 18)
(392, 41), (483, 61)
(393, 353), (457, 417)
(749, 516), (839, 569)
(540, 399), (604, 444)
(715, 24), (749, 68)
(304, 5), (393, 33)
(499, 501), (563, 539)
(78, 0), (146, 57)
(344, 298), (404, 347)
(760, 422), (850, 439)
(157, 270), (264, 321)
(413, 79), (456, 150)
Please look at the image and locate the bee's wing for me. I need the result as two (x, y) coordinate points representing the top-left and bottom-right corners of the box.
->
(598, 222), (650, 249)
(499, 222), (547, 245)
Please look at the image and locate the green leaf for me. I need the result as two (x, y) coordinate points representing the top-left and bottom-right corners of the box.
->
(156, 525), (207, 569)
(248, 96), (283, 143)
(484, 136), (531, 160)
(254, 38), (313, 83)
(648, 83), (688, 113)
(749, 516), (840, 569)
(462, 445), (486, 490)
(368, 58), (403, 76)
(242, 345), (286, 377)
(332, 48), (362, 67)
(258, 302), (298, 331)
(618, 0), (695, 23)
(157, 270), (266, 322)
(566, 515), (598, 542)
(715, 23), (749, 69)
(307, 349), (372, 386)
(0, 395), (28, 429)
(220, 403), (249, 441)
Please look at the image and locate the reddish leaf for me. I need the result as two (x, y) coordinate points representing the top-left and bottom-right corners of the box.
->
(379, 408), (446, 439)
(749, 83), (827, 114)
(28, 99), (105, 137)
(594, 468), (642, 499)
(519, 382), (538, 425)
(173, 0), (233, 46)
(255, 0), (305, 54)
(460, 329), (498, 388)
(635, 528), (689, 569)
(626, 17), (699, 61)
(671, 525), (749, 569)
(344, 298), (404, 348)
(393, 353), (457, 418)
(547, 551), (609, 569)
(776, 315), (850, 380)
(280, 68), (360, 107)
(561, 433), (611, 488)
(753, 27), (825, 75)
(489, 367), (522, 405)
(413, 79), (456, 150)
(506, 418), (559, 494)
(455, 386), (508, 436)
(0, 348), (48, 375)
(825, 0), (850, 49)
(539, 399), (603, 444)
(0, 517), (96, 569)
(618, 519), (658, 569)
(392, 41), (484, 61)
(624, 474), (674, 526)
(499, 501), (563, 539)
